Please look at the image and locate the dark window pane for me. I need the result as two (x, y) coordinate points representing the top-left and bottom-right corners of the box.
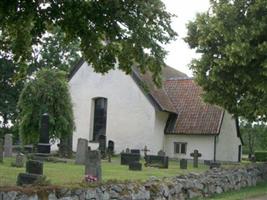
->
(93, 98), (107, 141)
(181, 143), (186, 154)
(174, 143), (180, 153)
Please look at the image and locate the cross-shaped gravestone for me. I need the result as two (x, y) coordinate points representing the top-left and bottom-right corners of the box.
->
(141, 145), (150, 158)
(190, 149), (202, 168)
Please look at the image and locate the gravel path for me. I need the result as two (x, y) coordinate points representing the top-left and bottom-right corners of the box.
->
(246, 195), (267, 200)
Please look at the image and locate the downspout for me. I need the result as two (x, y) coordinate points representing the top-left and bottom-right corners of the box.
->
(213, 136), (217, 161)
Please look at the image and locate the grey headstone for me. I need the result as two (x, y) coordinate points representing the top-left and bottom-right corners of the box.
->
(0, 138), (3, 163)
(4, 134), (12, 157)
(85, 150), (102, 181)
(190, 149), (202, 168)
(13, 153), (24, 168)
(157, 150), (166, 157)
(75, 138), (89, 165)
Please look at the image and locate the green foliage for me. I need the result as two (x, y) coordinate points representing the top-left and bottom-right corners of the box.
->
(255, 151), (267, 162)
(185, 0), (267, 121)
(17, 69), (74, 144)
(0, 1), (176, 85)
(0, 58), (23, 138)
(240, 120), (267, 155)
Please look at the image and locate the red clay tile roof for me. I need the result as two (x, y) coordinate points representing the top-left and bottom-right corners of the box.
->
(164, 78), (224, 135)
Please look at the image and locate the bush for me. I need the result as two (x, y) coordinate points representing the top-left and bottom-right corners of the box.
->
(255, 151), (267, 162)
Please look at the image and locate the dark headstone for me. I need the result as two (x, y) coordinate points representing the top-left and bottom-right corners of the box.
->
(157, 150), (166, 157)
(0, 139), (3, 163)
(125, 148), (130, 153)
(85, 150), (102, 181)
(4, 134), (12, 157)
(98, 135), (106, 158)
(121, 153), (140, 165)
(75, 138), (89, 164)
(180, 159), (187, 169)
(26, 160), (43, 175)
(145, 155), (169, 169)
(107, 140), (114, 155)
(204, 160), (211, 166)
(209, 161), (221, 169)
(190, 149), (202, 168)
(37, 113), (51, 154)
(17, 173), (42, 186)
(129, 162), (142, 171)
(131, 149), (140, 155)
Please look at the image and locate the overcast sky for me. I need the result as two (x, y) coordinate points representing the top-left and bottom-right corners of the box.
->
(163, 0), (210, 76)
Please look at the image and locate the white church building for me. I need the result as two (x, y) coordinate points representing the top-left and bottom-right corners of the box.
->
(69, 60), (243, 162)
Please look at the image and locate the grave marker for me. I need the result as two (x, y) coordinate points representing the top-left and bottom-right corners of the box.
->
(145, 155), (169, 168)
(37, 113), (51, 154)
(85, 150), (102, 181)
(75, 138), (89, 165)
(12, 153), (24, 168)
(98, 135), (106, 158)
(129, 161), (142, 171)
(0, 138), (3, 163)
(121, 153), (140, 165)
(180, 159), (187, 169)
(157, 150), (166, 157)
(4, 134), (12, 157)
(190, 149), (202, 168)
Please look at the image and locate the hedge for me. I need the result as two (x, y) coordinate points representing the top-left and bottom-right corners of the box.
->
(255, 151), (267, 162)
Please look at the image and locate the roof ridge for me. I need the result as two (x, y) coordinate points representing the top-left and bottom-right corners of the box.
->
(166, 77), (194, 81)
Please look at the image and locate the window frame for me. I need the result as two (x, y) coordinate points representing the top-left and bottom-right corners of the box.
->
(174, 142), (187, 154)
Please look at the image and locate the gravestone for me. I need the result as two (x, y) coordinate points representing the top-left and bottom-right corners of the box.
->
(190, 149), (202, 168)
(4, 134), (12, 157)
(129, 161), (142, 171)
(107, 140), (114, 155)
(85, 150), (102, 181)
(141, 146), (150, 162)
(131, 149), (140, 155)
(98, 135), (106, 158)
(209, 161), (221, 169)
(75, 138), (89, 165)
(125, 148), (130, 153)
(180, 159), (187, 169)
(17, 160), (44, 186)
(157, 150), (166, 157)
(37, 113), (51, 154)
(0, 138), (3, 163)
(12, 153), (25, 168)
(121, 153), (140, 165)
(145, 155), (169, 168)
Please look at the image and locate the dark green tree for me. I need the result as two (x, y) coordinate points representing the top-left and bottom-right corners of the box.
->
(0, 58), (23, 139)
(185, 0), (267, 121)
(17, 69), (74, 147)
(0, 1), (176, 85)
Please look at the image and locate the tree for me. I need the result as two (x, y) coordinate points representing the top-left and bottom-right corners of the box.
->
(0, 1), (176, 85)
(185, 0), (267, 121)
(0, 58), (23, 138)
(17, 69), (74, 146)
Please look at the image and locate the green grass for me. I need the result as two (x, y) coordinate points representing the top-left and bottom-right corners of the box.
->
(0, 157), (208, 186)
(195, 181), (267, 200)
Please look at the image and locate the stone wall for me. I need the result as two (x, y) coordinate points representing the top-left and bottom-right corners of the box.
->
(1, 163), (267, 200)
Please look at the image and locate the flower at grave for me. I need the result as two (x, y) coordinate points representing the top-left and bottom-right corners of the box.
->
(84, 174), (98, 183)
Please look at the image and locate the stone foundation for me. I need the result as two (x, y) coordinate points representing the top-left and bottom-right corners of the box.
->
(0, 163), (267, 200)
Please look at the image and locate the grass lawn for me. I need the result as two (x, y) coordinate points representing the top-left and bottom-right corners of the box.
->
(0, 157), (209, 186)
(195, 181), (267, 200)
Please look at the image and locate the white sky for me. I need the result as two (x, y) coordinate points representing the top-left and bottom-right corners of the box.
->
(163, 0), (210, 76)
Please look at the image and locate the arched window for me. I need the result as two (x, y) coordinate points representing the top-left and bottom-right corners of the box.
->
(92, 97), (107, 141)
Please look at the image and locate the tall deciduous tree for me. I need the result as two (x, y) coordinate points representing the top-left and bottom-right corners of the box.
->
(0, 1), (176, 85)
(17, 69), (74, 145)
(185, 0), (267, 121)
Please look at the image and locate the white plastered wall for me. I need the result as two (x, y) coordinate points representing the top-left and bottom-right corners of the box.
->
(164, 134), (215, 160)
(216, 112), (242, 162)
(69, 62), (168, 155)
